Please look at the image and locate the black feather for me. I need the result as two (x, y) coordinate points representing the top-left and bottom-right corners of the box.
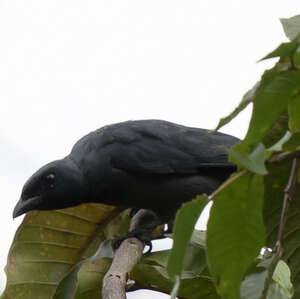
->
(14, 120), (239, 244)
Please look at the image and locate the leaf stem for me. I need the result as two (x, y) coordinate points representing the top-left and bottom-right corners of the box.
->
(274, 158), (300, 256)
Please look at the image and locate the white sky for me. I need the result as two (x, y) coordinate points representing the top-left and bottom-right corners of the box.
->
(1, 1), (299, 297)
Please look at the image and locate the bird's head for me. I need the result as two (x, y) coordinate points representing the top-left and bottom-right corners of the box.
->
(13, 158), (87, 218)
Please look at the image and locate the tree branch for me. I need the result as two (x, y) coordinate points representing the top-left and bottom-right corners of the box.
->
(102, 237), (144, 299)
(274, 157), (300, 256)
(102, 209), (157, 299)
(268, 150), (300, 163)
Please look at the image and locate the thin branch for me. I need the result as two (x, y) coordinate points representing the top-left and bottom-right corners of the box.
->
(268, 151), (300, 163)
(102, 237), (144, 299)
(102, 209), (157, 299)
(261, 158), (300, 298)
(274, 157), (300, 257)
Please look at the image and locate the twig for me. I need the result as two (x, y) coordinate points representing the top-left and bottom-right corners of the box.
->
(102, 209), (157, 299)
(268, 151), (300, 163)
(261, 158), (300, 297)
(274, 158), (300, 256)
(102, 237), (144, 299)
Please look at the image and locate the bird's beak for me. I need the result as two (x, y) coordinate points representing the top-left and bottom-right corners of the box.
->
(13, 196), (41, 219)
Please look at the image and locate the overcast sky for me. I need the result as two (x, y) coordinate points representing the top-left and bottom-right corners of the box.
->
(1, 1), (299, 297)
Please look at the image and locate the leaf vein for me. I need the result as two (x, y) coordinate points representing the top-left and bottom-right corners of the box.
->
(23, 224), (92, 236)
(54, 210), (100, 224)
(13, 240), (82, 249)
(7, 281), (58, 286)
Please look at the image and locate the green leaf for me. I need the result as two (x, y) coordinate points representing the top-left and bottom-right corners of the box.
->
(241, 258), (294, 299)
(270, 260), (294, 298)
(279, 16), (300, 68)
(228, 143), (268, 175)
(242, 269), (269, 299)
(167, 195), (209, 278)
(281, 16), (300, 41)
(288, 94), (300, 132)
(74, 258), (111, 299)
(282, 132), (300, 151)
(262, 114), (289, 149)
(146, 230), (208, 278)
(267, 283), (292, 299)
(263, 161), (300, 298)
(181, 231), (208, 277)
(73, 242), (219, 299)
(53, 240), (114, 299)
(240, 257), (272, 299)
(207, 172), (265, 299)
(261, 39), (300, 61)
(268, 131), (292, 152)
(237, 70), (300, 153)
(132, 248), (219, 299)
(131, 262), (219, 299)
(214, 82), (258, 131)
(0, 205), (128, 299)
(142, 249), (170, 268)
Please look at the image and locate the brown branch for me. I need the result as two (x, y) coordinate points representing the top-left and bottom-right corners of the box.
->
(261, 158), (300, 297)
(268, 150), (300, 163)
(274, 158), (300, 257)
(102, 237), (144, 299)
(102, 209), (157, 299)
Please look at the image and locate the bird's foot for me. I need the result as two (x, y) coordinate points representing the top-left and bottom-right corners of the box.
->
(112, 231), (153, 253)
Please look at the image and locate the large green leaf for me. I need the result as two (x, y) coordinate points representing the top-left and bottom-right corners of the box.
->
(206, 172), (265, 299)
(261, 39), (299, 61)
(237, 70), (300, 153)
(0, 204), (128, 299)
(214, 82), (258, 131)
(167, 195), (209, 278)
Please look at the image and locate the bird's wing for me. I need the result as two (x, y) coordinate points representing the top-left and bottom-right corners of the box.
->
(106, 120), (239, 174)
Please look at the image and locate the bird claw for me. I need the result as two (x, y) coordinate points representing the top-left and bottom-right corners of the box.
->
(111, 237), (124, 250)
(112, 232), (153, 253)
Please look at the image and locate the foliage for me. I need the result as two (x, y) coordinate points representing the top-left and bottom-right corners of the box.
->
(2, 15), (300, 299)
(1, 205), (128, 299)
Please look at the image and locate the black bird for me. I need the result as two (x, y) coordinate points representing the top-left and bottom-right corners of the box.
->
(13, 120), (239, 243)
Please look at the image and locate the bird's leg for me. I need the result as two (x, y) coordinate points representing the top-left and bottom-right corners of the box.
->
(112, 209), (165, 253)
